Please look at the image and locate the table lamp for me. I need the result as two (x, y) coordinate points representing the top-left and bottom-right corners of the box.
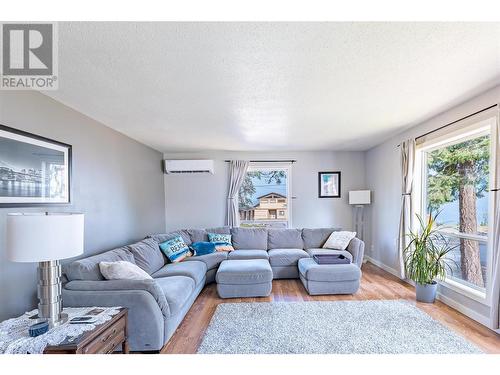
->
(7, 212), (84, 327)
(348, 190), (371, 241)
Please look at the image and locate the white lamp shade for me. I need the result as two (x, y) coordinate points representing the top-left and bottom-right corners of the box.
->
(7, 213), (84, 262)
(349, 190), (371, 205)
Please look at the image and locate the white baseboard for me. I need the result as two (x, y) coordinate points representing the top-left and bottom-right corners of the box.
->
(365, 256), (492, 329)
(364, 256), (400, 278)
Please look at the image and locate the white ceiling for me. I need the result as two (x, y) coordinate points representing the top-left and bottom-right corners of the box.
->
(45, 22), (500, 152)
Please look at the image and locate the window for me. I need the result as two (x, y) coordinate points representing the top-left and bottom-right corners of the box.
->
(416, 115), (497, 299)
(238, 163), (291, 228)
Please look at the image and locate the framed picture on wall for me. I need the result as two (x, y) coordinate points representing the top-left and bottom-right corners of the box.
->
(318, 171), (341, 198)
(0, 124), (72, 207)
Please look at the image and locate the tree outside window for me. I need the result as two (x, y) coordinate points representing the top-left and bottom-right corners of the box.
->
(424, 134), (490, 289)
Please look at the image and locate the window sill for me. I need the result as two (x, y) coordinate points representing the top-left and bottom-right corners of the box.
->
(439, 278), (489, 305)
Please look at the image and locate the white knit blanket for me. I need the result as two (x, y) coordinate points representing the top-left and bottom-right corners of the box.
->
(0, 307), (121, 354)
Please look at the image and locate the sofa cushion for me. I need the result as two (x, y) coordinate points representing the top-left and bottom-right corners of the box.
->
(152, 260), (207, 285)
(147, 230), (191, 246)
(227, 250), (269, 260)
(268, 248), (309, 267)
(187, 227), (231, 243)
(207, 226), (231, 234)
(183, 251), (228, 270)
(231, 227), (268, 250)
(187, 229), (208, 243)
(216, 260), (273, 285)
(306, 248), (353, 262)
(65, 246), (135, 281)
(155, 276), (195, 316)
(302, 228), (340, 249)
(127, 238), (165, 275)
(268, 229), (304, 249)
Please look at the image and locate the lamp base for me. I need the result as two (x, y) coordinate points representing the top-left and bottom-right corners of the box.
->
(37, 313), (68, 328)
(352, 205), (365, 241)
(37, 260), (66, 328)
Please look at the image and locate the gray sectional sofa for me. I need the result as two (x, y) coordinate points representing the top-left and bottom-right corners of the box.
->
(62, 227), (364, 352)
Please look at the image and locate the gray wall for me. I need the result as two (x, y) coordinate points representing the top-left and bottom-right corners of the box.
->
(365, 84), (500, 326)
(0, 91), (166, 321)
(163, 151), (367, 232)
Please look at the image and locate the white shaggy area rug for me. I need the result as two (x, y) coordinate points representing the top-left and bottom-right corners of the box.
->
(197, 300), (482, 354)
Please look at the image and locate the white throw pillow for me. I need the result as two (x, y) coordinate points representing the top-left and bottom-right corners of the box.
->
(322, 231), (357, 250)
(99, 261), (153, 280)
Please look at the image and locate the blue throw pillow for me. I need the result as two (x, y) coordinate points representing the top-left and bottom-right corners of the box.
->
(189, 242), (217, 256)
(159, 235), (190, 263)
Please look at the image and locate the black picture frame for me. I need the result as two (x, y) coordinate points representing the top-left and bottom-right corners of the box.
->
(0, 124), (72, 207)
(318, 171), (341, 198)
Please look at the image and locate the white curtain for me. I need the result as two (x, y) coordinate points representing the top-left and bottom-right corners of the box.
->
(398, 139), (416, 279)
(226, 160), (249, 227)
(490, 108), (500, 330)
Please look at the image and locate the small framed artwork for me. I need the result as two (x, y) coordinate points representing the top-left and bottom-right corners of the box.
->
(0, 124), (72, 207)
(318, 171), (341, 198)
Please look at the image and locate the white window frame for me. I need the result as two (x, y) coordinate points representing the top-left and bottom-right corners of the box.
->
(243, 162), (293, 228)
(414, 117), (497, 305)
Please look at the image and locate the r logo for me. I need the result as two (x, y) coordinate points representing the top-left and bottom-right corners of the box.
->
(2, 23), (53, 76)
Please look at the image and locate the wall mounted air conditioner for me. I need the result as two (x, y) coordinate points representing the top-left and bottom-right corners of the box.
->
(164, 159), (215, 174)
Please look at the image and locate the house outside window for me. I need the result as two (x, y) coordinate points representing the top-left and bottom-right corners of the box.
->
(414, 113), (498, 302)
(238, 163), (292, 228)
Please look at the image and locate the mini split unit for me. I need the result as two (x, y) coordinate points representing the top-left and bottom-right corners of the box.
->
(163, 159), (215, 174)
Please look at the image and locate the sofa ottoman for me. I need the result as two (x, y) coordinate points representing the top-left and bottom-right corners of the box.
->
(298, 258), (361, 295)
(216, 259), (273, 298)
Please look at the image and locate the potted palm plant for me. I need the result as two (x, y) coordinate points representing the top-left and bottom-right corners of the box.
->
(403, 211), (455, 303)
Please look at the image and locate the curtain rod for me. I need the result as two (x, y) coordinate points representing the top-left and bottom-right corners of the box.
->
(224, 160), (296, 163)
(397, 104), (498, 148)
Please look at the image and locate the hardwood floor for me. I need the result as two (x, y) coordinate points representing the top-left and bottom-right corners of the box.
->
(161, 262), (500, 354)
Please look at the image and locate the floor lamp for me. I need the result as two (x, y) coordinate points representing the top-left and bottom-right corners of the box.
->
(349, 190), (371, 242)
(7, 212), (84, 327)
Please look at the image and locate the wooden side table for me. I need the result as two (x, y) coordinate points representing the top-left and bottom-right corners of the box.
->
(44, 308), (129, 354)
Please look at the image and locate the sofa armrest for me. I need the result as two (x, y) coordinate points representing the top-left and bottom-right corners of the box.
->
(62, 281), (168, 351)
(346, 238), (365, 268)
(64, 279), (170, 318)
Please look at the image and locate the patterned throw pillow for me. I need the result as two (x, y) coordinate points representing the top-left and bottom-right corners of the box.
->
(159, 235), (191, 263)
(189, 241), (217, 256)
(207, 233), (234, 251)
(322, 231), (356, 250)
